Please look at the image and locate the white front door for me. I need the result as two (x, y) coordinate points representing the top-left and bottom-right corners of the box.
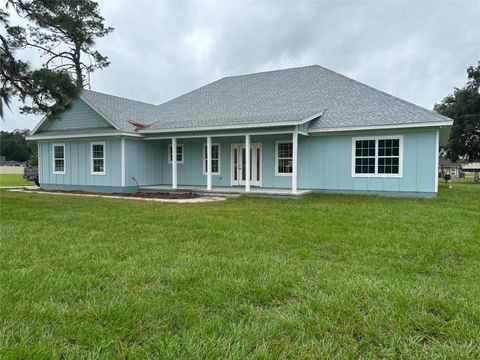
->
(231, 143), (262, 186)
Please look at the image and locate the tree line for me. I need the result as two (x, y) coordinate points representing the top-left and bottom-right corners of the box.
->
(0, 129), (36, 163)
(435, 62), (480, 162)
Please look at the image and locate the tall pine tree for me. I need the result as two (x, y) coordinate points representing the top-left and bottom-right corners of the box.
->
(1, 0), (113, 118)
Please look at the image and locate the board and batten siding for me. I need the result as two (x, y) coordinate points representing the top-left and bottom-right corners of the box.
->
(39, 139), (122, 187)
(160, 134), (293, 188)
(37, 129), (437, 195)
(124, 140), (162, 187)
(45, 98), (113, 131)
(159, 129), (437, 193)
(297, 130), (437, 193)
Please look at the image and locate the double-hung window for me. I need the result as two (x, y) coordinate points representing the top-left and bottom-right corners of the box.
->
(52, 143), (65, 174)
(275, 141), (293, 175)
(203, 143), (220, 175)
(352, 136), (402, 177)
(91, 142), (106, 175)
(168, 144), (184, 164)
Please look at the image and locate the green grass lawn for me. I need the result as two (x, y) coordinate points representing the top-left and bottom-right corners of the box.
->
(1, 185), (479, 359)
(0, 174), (34, 186)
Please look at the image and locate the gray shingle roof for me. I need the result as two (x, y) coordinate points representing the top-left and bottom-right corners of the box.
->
(63, 65), (453, 134)
(439, 158), (460, 167)
(80, 91), (159, 132)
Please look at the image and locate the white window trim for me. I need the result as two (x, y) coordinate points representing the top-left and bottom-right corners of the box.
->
(168, 144), (184, 164)
(203, 143), (221, 175)
(351, 136), (403, 178)
(275, 140), (293, 176)
(91, 141), (106, 176)
(52, 143), (66, 175)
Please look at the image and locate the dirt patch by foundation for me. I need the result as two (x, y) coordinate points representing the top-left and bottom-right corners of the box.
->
(23, 188), (200, 199)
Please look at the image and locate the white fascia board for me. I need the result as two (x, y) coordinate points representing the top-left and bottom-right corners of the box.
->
(139, 111), (324, 134)
(144, 129), (294, 140)
(26, 132), (143, 141)
(308, 120), (453, 133)
(31, 115), (48, 135)
(298, 111), (325, 124)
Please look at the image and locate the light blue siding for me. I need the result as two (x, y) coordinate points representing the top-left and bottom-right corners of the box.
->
(38, 128), (438, 195)
(159, 134), (292, 187)
(39, 139), (121, 187)
(155, 130), (435, 193)
(297, 130), (437, 193)
(44, 98), (113, 131)
(125, 140), (162, 186)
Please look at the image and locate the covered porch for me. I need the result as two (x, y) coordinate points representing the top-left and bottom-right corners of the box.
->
(141, 126), (307, 195)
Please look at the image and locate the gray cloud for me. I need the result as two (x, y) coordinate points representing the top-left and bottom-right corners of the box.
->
(2, 0), (479, 131)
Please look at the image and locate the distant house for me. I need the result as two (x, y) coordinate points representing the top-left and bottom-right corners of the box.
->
(462, 162), (480, 173)
(438, 158), (462, 177)
(27, 65), (453, 197)
(0, 160), (23, 166)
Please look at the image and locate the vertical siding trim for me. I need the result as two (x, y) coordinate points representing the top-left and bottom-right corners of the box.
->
(292, 127), (298, 193)
(121, 138), (126, 187)
(416, 135), (419, 191)
(435, 129), (439, 193)
(37, 142), (41, 183)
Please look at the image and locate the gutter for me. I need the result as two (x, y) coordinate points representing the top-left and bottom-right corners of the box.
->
(308, 120), (453, 133)
(26, 132), (143, 141)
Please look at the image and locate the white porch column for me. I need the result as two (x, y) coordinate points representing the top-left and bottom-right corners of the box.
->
(172, 137), (177, 189)
(292, 127), (298, 194)
(245, 134), (251, 192)
(121, 138), (126, 187)
(207, 135), (212, 191)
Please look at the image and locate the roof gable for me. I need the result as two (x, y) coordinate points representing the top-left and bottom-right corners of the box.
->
(42, 98), (114, 132)
(79, 90), (158, 132)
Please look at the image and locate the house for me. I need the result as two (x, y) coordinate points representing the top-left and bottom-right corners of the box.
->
(461, 162), (480, 173)
(0, 160), (23, 166)
(438, 158), (462, 177)
(27, 65), (453, 197)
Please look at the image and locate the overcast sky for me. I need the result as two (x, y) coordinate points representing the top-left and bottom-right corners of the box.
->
(1, 0), (479, 131)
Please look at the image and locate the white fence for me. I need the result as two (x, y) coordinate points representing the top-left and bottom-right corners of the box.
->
(0, 166), (25, 174)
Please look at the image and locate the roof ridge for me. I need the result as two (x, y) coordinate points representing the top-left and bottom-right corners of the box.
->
(82, 89), (156, 107)
(222, 64), (319, 79)
(154, 77), (229, 109)
(151, 65), (320, 113)
(313, 65), (452, 122)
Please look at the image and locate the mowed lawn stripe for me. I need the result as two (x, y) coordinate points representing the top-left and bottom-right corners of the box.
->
(1, 185), (479, 359)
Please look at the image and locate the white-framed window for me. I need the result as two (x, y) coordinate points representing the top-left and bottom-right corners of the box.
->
(168, 144), (184, 164)
(52, 143), (65, 174)
(203, 143), (220, 175)
(91, 142), (106, 175)
(275, 140), (293, 176)
(352, 136), (403, 177)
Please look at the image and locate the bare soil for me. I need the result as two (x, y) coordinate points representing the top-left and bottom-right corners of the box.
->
(23, 188), (200, 199)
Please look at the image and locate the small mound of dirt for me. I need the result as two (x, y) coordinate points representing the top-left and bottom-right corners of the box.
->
(25, 188), (200, 199)
(118, 192), (200, 199)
